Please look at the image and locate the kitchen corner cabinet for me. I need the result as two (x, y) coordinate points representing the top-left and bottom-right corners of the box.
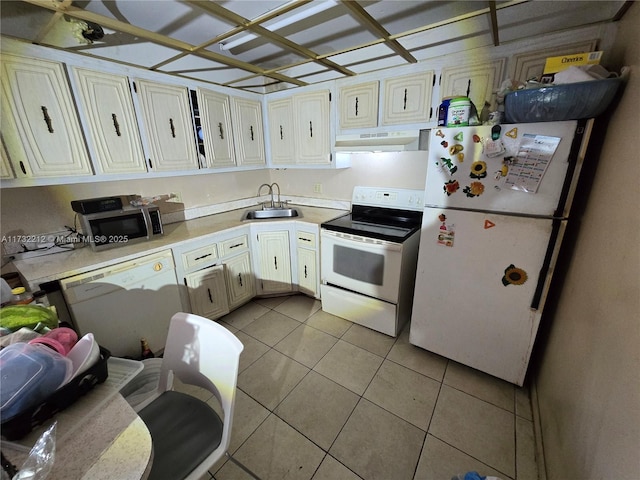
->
(440, 59), (505, 112)
(134, 79), (199, 172)
(224, 251), (254, 309)
(295, 226), (319, 298)
(382, 72), (434, 125)
(196, 88), (237, 169)
(231, 97), (265, 166)
(184, 264), (230, 320)
(294, 90), (331, 164)
(339, 81), (379, 130)
(254, 229), (293, 296)
(267, 97), (296, 165)
(0, 54), (92, 177)
(71, 67), (147, 174)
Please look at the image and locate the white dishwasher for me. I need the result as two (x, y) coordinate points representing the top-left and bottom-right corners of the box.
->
(60, 250), (184, 358)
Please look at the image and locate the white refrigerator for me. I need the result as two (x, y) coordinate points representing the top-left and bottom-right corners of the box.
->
(409, 119), (593, 386)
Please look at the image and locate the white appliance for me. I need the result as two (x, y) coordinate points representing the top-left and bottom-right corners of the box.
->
(321, 186), (423, 336)
(60, 249), (184, 357)
(410, 120), (593, 386)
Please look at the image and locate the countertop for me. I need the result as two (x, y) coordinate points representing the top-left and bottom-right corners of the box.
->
(12, 205), (347, 289)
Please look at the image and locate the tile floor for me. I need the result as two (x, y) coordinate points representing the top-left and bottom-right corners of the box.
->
(179, 294), (539, 480)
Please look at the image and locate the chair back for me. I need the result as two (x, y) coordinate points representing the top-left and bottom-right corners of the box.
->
(160, 312), (244, 452)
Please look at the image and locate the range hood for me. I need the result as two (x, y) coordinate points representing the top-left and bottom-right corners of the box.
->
(334, 130), (422, 152)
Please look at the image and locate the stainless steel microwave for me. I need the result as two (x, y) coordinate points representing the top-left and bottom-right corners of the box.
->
(78, 205), (163, 251)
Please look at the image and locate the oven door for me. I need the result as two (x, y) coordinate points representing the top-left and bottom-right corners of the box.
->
(320, 229), (403, 303)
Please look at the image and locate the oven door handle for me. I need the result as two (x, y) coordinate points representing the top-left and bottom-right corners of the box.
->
(321, 229), (403, 252)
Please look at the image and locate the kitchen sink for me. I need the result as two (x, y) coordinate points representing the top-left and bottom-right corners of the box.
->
(243, 208), (300, 220)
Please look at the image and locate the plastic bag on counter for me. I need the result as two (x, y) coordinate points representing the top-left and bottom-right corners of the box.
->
(2, 422), (57, 480)
(129, 194), (176, 207)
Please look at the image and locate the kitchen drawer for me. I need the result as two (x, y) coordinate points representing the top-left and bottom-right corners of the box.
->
(181, 244), (218, 271)
(296, 231), (316, 248)
(219, 234), (249, 257)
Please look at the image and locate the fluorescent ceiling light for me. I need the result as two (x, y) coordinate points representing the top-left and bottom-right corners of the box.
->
(220, 0), (338, 51)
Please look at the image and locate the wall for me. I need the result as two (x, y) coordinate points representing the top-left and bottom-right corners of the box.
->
(0, 151), (428, 236)
(534, 3), (640, 479)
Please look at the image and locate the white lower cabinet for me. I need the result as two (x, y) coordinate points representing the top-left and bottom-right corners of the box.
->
(254, 229), (293, 296)
(295, 227), (319, 298)
(184, 264), (229, 320)
(224, 251), (255, 309)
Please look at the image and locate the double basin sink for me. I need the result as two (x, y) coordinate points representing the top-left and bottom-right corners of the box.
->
(243, 207), (300, 220)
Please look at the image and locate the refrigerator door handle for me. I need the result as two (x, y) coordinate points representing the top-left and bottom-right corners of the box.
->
(530, 219), (564, 310)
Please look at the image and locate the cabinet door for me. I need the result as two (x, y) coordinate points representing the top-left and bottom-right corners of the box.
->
(197, 88), (236, 168)
(267, 97), (296, 165)
(441, 59), (505, 112)
(135, 79), (199, 172)
(72, 68), (146, 174)
(297, 247), (317, 297)
(339, 81), (379, 129)
(231, 97), (265, 166)
(225, 251), (255, 309)
(1, 140), (14, 179)
(294, 90), (331, 164)
(0, 54), (92, 177)
(257, 230), (292, 295)
(382, 72), (434, 125)
(185, 264), (229, 320)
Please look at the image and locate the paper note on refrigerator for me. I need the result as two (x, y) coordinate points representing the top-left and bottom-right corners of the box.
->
(504, 134), (561, 193)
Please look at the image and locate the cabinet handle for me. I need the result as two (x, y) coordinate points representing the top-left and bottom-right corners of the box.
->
(218, 122), (224, 139)
(304, 265), (308, 278)
(112, 113), (121, 136)
(207, 288), (213, 303)
(238, 273), (243, 287)
(298, 237), (311, 242)
(309, 121), (313, 138)
(169, 118), (176, 138)
(19, 161), (26, 175)
(41, 106), (54, 133)
(403, 88), (408, 111)
(355, 97), (359, 116)
(249, 125), (254, 141)
(229, 242), (243, 249)
(280, 125), (283, 140)
(274, 256), (278, 270)
(194, 253), (213, 261)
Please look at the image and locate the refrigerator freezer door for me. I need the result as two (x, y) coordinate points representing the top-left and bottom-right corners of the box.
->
(426, 121), (579, 216)
(409, 209), (565, 385)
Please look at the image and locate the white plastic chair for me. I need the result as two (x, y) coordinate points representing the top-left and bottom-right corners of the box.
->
(137, 312), (259, 480)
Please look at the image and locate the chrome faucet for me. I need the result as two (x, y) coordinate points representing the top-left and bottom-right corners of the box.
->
(257, 183), (273, 209)
(270, 183), (281, 209)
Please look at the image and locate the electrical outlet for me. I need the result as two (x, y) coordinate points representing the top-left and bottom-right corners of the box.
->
(167, 192), (182, 203)
(313, 183), (322, 194)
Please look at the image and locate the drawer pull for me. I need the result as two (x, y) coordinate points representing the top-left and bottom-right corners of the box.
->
(41, 106), (54, 133)
(298, 237), (311, 242)
(207, 288), (213, 303)
(229, 242), (243, 249)
(194, 253), (213, 261)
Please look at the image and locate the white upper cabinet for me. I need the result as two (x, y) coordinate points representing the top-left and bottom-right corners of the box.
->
(382, 72), (434, 125)
(231, 97), (265, 166)
(294, 90), (331, 164)
(440, 59), (505, 111)
(0, 54), (92, 177)
(196, 88), (236, 169)
(339, 81), (379, 130)
(267, 97), (296, 165)
(71, 67), (146, 174)
(135, 79), (199, 172)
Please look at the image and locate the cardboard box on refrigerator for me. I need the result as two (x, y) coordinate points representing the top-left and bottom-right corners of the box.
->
(543, 51), (603, 74)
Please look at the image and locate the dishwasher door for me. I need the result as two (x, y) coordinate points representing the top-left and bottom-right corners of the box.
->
(60, 250), (184, 358)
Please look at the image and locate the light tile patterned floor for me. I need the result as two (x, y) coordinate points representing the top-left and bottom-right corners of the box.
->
(180, 295), (538, 480)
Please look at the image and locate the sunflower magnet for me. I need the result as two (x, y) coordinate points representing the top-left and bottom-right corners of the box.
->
(470, 161), (488, 179)
(502, 265), (528, 286)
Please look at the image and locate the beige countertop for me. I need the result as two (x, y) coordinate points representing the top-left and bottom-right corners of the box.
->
(12, 205), (347, 289)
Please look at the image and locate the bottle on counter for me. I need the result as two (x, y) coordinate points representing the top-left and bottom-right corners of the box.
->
(140, 337), (155, 359)
(10, 287), (33, 305)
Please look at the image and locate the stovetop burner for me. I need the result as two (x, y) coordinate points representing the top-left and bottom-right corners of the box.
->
(321, 187), (424, 243)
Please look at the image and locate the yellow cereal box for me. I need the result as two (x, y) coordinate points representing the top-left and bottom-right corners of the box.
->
(543, 51), (603, 74)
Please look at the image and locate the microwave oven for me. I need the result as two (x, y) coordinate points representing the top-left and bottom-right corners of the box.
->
(78, 205), (163, 251)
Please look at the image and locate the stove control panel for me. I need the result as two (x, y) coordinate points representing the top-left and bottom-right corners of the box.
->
(352, 186), (424, 211)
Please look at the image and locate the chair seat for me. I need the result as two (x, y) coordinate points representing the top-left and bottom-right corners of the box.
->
(139, 390), (223, 480)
